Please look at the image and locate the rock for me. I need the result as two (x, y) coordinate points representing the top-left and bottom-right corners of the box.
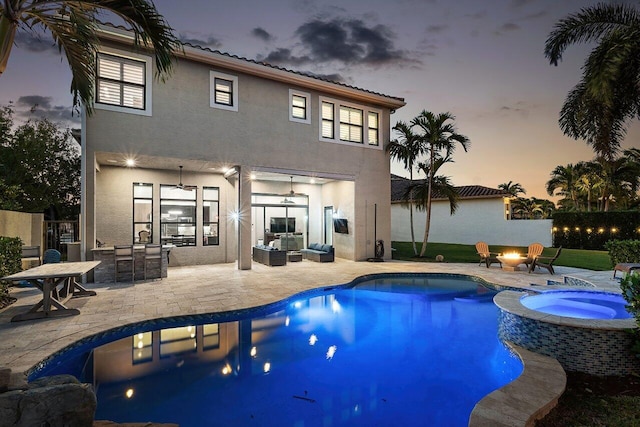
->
(0, 380), (96, 426)
(0, 368), (10, 392)
(7, 371), (27, 391)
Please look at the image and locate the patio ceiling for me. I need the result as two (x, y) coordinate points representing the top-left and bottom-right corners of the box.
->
(94, 152), (344, 185)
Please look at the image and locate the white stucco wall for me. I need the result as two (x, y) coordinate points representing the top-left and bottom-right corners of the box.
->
(0, 210), (44, 247)
(391, 198), (553, 247)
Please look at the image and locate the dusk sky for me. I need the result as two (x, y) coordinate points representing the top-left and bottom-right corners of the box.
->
(1, 0), (638, 200)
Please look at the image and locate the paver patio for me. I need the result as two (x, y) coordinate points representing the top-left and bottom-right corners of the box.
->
(0, 259), (620, 375)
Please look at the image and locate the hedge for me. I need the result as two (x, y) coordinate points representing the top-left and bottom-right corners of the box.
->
(552, 211), (640, 250)
(0, 236), (22, 299)
(605, 240), (640, 265)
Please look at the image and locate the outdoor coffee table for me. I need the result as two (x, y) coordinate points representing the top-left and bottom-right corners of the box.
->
(2, 261), (100, 322)
(287, 252), (303, 262)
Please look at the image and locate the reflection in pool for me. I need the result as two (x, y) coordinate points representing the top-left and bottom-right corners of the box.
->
(31, 274), (522, 426)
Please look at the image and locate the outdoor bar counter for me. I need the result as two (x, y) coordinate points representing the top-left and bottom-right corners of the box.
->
(90, 245), (171, 283)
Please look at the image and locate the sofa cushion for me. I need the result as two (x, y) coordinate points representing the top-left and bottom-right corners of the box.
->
(321, 244), (333, 253)
(309, 243), (320, 250)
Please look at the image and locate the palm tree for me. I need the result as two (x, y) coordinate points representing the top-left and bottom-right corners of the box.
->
(406, 158), (459, 220)
(596, 156), (638, 211)
(387, 121), (424, 255)
(411, 111), (469, 257)
(0, 1), (181, 114)
(545, 3), (640, 161)
(498, 181), (526, 197)
(546, 163), (582, 210)
(512, 198), (543, 220)
(574, 161), (602, 212)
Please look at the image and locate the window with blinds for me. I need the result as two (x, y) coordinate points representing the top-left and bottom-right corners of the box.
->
(214, 78), (233, 106)
(321, 101), (334, 139)
(339, 105), (363, 143)
(368, 112), (379, 146)
(97, 53), (145, 110)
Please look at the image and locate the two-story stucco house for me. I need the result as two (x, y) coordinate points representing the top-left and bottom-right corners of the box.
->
(81, 25), (405, 270)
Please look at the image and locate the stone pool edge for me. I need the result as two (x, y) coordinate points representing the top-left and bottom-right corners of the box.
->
(469, 343), (566, 427)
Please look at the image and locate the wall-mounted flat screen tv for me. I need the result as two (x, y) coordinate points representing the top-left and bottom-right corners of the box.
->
(333, 218), (349, 234)
(270, 217), (295, 233)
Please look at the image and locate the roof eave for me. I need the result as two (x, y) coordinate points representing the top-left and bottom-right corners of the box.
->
(97, 25), (407, 110)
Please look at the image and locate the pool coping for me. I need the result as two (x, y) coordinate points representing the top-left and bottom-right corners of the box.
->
(469, 343), (566, 427)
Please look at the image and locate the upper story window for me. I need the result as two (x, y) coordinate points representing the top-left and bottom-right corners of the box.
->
(340, 106), (363, 143)
(95, 49), (152, 116)
(319, 97), (382, 149)
(368, 112), (379, 146)
(210, 71), (238, 112)
(321, 101), (334, 139)
(289, 89), (311, 124)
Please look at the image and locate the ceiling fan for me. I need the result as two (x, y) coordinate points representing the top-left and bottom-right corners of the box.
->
(281, 176), (305, 203)
(172, 166), (197, 191)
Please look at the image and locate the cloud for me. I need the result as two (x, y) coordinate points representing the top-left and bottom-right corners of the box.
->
(261, 48), (312, 66)
(14, 30), (57, 53)
(14, 96), (78, 126)
(261, 18), (418, 69)
(179, 33), (221, 49)
(498, 102), (532, 118)
(426, 24), (449, 34)
(494, 22), (521, 35)
(510, 0), (537, 8)
(251, 27), (273, 42)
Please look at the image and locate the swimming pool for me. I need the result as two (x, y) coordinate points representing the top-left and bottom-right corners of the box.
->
(31, 274), (522, 426)
(520, 290), (631, 319)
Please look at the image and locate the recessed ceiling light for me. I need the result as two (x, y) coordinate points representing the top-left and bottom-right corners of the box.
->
(125, 159), (136, 167)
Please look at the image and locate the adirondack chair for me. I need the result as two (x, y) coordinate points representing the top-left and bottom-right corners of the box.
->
(528, 247), (562, 275)
(524, 242), (544, 269)
(475, 241), (501, 268)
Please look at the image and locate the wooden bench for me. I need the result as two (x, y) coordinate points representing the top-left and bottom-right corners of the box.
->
(613, 263), (640, 279)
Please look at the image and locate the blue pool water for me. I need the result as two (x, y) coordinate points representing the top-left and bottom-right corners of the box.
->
(31, 274), (522, 426)
(520, 290), (632, 319)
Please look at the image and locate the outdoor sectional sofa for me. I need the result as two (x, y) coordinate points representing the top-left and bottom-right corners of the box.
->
(300, 243), (334, 263)
(252, 245), (286, 266)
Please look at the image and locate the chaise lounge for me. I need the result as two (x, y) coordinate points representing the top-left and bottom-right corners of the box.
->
(300, 243), (334, 263)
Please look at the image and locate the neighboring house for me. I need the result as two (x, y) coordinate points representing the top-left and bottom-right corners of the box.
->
(390, 175), (553, 247)
(81, 25), (406, 268)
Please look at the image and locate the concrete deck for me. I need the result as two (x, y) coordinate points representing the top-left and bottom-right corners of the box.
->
(0, 259), (623, 426)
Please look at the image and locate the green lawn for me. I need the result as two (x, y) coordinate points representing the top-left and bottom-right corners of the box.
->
(391, 242), (613, 271)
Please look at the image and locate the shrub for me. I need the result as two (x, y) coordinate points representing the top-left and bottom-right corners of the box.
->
(605, 240), (640, 265)
(621, 272), (640, 357)
(0, 236), (22, 299)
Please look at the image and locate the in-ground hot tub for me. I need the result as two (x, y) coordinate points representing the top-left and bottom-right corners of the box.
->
(496, 289), (637, 376)
(520, 290), (632, 320)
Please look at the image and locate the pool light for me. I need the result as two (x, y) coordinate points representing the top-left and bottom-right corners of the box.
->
(309, 334), (318, 346)
(326, 345), (337, 360)
(125, 388), (134, 399)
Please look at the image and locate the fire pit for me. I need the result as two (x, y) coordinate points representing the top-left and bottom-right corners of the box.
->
(497, 252), (526, 271)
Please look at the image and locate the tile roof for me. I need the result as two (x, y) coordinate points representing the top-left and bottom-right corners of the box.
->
(391, 175), (509, 203)
(98, 23), (405, 104)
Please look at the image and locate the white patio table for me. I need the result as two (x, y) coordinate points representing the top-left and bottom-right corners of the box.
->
(2, 261), (100, 322)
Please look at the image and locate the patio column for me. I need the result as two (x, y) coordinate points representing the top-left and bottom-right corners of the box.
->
(237, 166), (252, 270)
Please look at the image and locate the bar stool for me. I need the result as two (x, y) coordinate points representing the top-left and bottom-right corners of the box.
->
(144, 244), (162, 280)
(114, 245), (134, 283)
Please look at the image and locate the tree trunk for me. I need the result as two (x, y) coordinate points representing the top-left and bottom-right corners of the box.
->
(0, 14), (18, 75)
(408, 170), (417, 256)
(419, 148), (434, 257)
